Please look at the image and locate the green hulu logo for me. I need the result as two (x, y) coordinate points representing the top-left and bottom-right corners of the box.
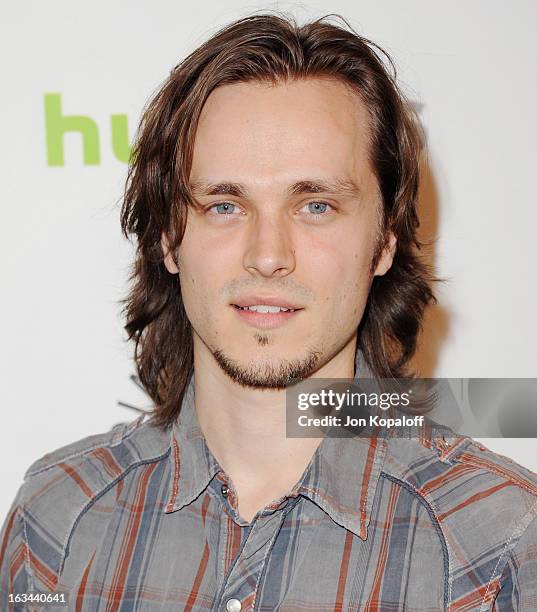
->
(44, 93), (132, 166)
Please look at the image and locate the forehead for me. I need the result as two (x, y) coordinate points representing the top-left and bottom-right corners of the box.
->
(190, 77), (374, 187)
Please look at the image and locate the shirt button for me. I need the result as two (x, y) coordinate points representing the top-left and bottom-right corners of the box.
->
(225, 598), (241, 612)
(221, 484), (229, 497)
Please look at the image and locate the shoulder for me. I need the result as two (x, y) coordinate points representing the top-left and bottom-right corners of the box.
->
(383, 434), (537, 516)
(382, 434), (537, 606)
(23, 413), (169, 479)
(21, 412), (172, 503)
(11, 414), (171, 591)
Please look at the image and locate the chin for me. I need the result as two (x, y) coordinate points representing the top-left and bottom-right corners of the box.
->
(212, 346), (323, 389)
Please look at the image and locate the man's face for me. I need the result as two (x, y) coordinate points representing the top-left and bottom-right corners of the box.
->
(162, 77), (396, 387)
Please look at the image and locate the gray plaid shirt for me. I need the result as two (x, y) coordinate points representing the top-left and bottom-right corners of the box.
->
(1, 376), (537, 610)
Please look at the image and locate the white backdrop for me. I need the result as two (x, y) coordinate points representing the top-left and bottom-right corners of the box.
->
(2, 0), (536, 520)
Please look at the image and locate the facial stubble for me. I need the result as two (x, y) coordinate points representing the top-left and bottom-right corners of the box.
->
(212, 338), (322, 389)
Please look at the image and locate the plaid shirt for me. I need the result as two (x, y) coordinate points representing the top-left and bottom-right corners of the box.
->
(1, 375), (537, 611)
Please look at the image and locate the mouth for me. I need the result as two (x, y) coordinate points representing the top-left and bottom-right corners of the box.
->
(235, 304), (297, 313)
(230, 299), (303, 329)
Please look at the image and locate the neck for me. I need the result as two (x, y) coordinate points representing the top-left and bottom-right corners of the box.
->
(192, 335), (358, 518)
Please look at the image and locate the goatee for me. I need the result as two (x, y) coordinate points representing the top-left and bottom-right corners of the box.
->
(212, 348), (322, 389)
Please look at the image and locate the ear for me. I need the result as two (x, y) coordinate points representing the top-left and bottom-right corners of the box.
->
(373, 231), (397, 277)
(161, 231), (179, 274)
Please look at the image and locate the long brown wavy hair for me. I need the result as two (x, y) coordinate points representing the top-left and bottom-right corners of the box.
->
(119, 13), (437, 430)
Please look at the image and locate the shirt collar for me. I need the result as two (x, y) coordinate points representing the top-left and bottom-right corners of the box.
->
(164, 376), (221, 513)
(163, 351), (387, 540)
(294, 427), (386, 539)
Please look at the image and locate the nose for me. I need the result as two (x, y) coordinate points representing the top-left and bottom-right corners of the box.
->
(242, 212), (296, 278)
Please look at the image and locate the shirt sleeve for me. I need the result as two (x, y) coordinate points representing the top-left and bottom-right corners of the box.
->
(492, 513), (537, 610)
(0, 484), (30, 611)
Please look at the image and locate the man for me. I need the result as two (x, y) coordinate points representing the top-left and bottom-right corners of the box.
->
(1, 13), (536, 611)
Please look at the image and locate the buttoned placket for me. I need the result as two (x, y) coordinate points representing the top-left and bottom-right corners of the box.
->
(211, 474), (296, 612)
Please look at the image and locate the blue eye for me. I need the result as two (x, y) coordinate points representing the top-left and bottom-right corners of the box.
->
(212, 202), (237, 214)
(306, 202), (329, 214)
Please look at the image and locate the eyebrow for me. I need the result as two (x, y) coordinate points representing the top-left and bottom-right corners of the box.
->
(189, 178), (362, 199)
